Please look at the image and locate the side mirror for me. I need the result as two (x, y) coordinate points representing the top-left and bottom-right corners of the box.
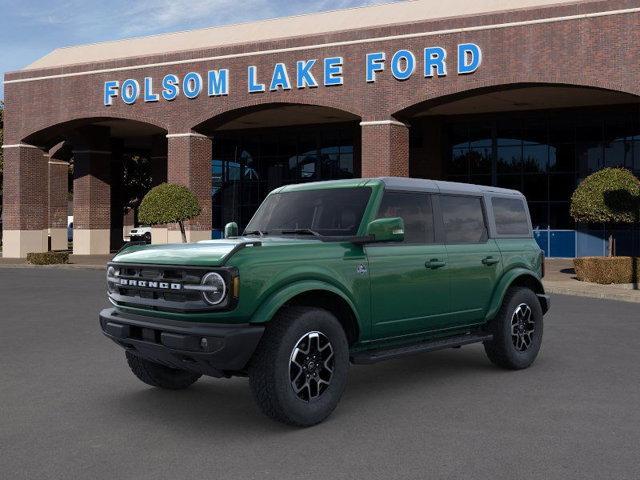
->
(365, 217), (405, 243)
(224, 222), (239, 238)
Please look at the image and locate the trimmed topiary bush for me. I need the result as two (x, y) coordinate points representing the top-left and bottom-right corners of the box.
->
(27, 251), (69, 265)
(138, 183), (202, 243)
(574, 256), (640, 284)
(570, 168), (640, 256)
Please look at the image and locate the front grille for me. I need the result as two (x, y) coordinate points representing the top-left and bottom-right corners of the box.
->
(107, 263), (236, 313)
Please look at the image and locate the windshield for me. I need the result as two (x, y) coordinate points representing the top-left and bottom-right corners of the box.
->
(244, 187), (372, 237)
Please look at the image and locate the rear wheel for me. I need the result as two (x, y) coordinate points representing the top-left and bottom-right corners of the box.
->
(125, 351), (201, 389)
(248, 307), (349, 427)
(484, 287), (543, 370)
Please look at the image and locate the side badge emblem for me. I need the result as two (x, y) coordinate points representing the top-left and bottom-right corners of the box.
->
(356, 264), (368, 275)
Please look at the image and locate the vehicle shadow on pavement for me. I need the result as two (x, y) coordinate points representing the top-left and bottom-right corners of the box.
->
(105, 346), (496, 433)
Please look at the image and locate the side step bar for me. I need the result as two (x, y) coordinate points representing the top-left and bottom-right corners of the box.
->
(350, 333), (493, 365)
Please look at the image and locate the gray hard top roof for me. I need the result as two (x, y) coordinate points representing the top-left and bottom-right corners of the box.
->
(378, 177), (523, 197)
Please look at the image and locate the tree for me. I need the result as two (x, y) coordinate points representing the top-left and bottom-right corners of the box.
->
(121, 153), (152, 223)
(138, 183), (202, 243)
(570, 167), (640, 256)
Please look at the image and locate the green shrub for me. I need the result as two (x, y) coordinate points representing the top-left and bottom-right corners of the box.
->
(138, 183), (202, 243)
(27, 251), (69, 265)
(573, 256), (640, 284)
(570, 168), (640, 256)
(570, 168), (640, 224)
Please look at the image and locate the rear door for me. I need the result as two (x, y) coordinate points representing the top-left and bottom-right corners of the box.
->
(440, 194), (503, 327)
(366, 190), (450, 339)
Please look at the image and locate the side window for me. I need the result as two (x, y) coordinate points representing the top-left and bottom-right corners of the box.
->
(376, 191), (434, 244)
(492, 197), (530, 236)
(440, 195), (487, 244)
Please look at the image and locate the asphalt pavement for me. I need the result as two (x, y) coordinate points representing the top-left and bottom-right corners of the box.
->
(1, 268), (639, 480)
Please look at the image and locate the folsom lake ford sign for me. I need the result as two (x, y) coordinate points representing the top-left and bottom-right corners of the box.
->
(103, 43), (482, 106)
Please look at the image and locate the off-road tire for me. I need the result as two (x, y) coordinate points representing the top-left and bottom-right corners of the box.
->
(125, 351), (201, 389)
(248, 307), (349, 427)
(484, 287), (543, 370)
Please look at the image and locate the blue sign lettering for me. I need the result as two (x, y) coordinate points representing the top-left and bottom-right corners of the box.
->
(161, 74), (179, 101)
(270, 63), (292, 91)
(208, 69), (229, 96)
(324, 57), (344, 86)
(424, 47), (447, 77)
(366, 52), (385, 83)
(296, 59), (318, 89)
(247, 66), (265, 93)
(102, 44), (482, 105)
(457, 43), (482, 74)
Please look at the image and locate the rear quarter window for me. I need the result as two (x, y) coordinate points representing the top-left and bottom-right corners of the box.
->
(492, 197), (531, 236)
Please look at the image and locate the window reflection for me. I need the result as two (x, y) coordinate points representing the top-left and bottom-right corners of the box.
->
(211, 124), (358, 232)
(444, 106), (640, 230)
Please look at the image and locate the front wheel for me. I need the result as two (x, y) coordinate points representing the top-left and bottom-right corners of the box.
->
(248, 307), (349, 427)
(484, 287), (544, 370)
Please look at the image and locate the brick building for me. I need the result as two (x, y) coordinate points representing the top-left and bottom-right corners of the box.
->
(3, 0), (640, 257)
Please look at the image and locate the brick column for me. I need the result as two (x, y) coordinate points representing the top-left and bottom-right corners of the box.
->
(166, 132), (212, 243)
(2, 144), (49, 258)
(360, 120), (410, 177)
(72, 127), (112, 255)
(48, 159), (69, 251)
(150, 134), (169, 244)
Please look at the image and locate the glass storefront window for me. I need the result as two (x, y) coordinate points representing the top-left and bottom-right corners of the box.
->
(443, 105), (640, 230)
(211, 123), (358, 232)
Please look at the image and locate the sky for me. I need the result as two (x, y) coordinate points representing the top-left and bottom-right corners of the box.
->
(0, 0), (401, 100)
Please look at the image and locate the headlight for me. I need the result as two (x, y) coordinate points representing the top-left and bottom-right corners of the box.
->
(107, 266), (118, 293)
(200, 272), (227, 305)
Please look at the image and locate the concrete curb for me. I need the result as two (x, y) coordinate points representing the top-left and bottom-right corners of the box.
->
(544, 281), (640, 304)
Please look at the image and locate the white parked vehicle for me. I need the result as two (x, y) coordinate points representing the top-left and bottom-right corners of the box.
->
(129, 226), (152, 243)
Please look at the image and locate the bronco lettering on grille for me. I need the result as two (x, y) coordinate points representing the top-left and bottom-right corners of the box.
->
(118, 278), (182, 290)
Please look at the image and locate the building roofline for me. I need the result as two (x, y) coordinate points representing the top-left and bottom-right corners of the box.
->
(18, 0), (597, 72)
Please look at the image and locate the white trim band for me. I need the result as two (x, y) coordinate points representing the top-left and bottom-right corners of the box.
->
(71, 149), (111, 155)
(1, 143), (41, 150)
(360, 120), (408, 127)
(166, 133), (212, 139)
(4, 7), (640, 85)
(48, 160), (69, 165)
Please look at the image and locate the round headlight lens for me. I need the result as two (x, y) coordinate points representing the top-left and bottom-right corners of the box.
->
(201, 272), (227, 305)
(107, 266), (116, 293)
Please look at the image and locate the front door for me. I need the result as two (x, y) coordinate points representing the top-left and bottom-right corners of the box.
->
(439, 194), (503, 326)
(366, 191), (450, 339)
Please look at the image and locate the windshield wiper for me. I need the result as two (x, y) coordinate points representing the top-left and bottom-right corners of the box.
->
(279, 228), (322, 237)
(243, 230), (267, 237)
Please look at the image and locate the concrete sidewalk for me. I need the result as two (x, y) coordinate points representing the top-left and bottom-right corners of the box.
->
(544, 259), (640, 303)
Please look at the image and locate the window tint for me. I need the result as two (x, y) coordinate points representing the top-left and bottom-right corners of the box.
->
(376, 191), (434, 244)
(440, 195), (487, 244)
(492, 197), (530, 235)
(245, 187), (371, 236)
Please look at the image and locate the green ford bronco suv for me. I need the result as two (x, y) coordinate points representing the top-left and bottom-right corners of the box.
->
(100, 177), (549, 426)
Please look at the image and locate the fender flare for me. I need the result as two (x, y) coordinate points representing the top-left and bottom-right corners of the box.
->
(249, 280), (362, 327)
(485, 269), (545, 321)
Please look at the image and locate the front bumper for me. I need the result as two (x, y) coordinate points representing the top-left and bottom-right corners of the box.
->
(99, 308), (264, 377)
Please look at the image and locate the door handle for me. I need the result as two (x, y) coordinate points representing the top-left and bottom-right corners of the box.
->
(482, 256), (500, 266)
(425, 259), (446, 269)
